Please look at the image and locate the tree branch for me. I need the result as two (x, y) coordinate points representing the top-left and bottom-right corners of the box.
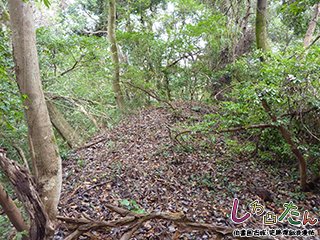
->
(123, 81), (175, 110)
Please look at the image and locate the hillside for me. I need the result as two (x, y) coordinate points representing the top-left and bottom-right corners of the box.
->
(56, 102), (320, 239)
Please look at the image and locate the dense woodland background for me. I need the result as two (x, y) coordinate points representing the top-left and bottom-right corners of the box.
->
(0, 0), (320, 239)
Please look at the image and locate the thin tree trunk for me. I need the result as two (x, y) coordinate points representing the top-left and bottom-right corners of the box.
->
(12, 145), (30, 172)
(8, 0), (62, 221)
(108, 0), (125, 110)
(255, 0), (307, 191)
(261, 100), (307, 191)
(126, 0), (132, 33)
(0, 181), (30, 240)
(303, 3), (320, 48)
(46, 100), (84, 149)
(255, 0), (269, 51)
(237, 0), (251, 56)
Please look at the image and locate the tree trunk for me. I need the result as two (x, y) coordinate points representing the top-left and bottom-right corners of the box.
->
(0, 148), (54, 240)
(237, 0), (252, 56)
(0, 181), (30, 240)
(8, 0), (62, 221)
(261, 100), (307, 191)
(46, 100), (84, 149)
(255, 0), (269, 51)
(108, 0), (125, 110)
(255, 0), (307, 191)
(303, 3), (320, 47)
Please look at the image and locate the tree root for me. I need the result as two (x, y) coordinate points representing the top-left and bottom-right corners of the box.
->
(57, 204), (268, 240)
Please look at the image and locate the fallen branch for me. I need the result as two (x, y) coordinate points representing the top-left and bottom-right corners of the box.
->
(57, 203), (266, 240)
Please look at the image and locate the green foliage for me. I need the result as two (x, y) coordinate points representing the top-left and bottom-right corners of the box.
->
(40, 0), (51, 8)
(279, 1), (316, 37)
(0, 28), (29, 163)
(119, 199), (147, 214)
(192, 46), (320, 163)
(0, 208), (28, 240)
(35, 26), (124, 144)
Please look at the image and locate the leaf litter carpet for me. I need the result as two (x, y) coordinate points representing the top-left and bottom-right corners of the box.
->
(56, 102), (320, 239)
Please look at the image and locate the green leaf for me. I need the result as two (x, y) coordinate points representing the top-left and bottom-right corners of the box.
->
(42, 0), (51, 8)
(119, 199), (130, 207)
(21, 94), (30, 103)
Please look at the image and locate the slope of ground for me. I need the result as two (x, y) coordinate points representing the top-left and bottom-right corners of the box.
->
(56, 101), (320, 240)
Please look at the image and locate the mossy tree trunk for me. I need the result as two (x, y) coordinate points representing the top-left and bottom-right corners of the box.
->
(255, 0), (269, 51)
(8, 0), (62, 221)
(108, 0), (125, 110)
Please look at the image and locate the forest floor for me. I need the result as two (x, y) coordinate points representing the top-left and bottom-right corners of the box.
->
(55, 101), (320, 240)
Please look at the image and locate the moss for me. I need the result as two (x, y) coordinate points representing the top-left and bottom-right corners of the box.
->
(255, 0), (269, 51)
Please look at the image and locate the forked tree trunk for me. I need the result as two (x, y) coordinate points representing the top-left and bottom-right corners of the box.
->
(46, 100), (84, 149)
(108, 0), (125, 110)
(8, 0), (62, 221)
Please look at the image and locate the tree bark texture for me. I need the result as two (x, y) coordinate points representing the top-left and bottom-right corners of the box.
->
(46, 100), (84, 149)
(237, 0), (252, 56)
(303, 3), (320, 47)
(0, 148), (54, 240)
(8, 0), (62, 220)
(255, 0), (269, 51)
(108, 0), (125, 110)
(0, 180), (30, 240)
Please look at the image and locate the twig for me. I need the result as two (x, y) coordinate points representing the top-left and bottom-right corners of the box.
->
(12, 145), (30, 172)
(289, 33), (320, 59)
(123, 81), (175, 110)
(214, 84), (236, 100)
(42, 55), (87, 82)
(45, 93), (102, 130)
(280, 107), (317, 118)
